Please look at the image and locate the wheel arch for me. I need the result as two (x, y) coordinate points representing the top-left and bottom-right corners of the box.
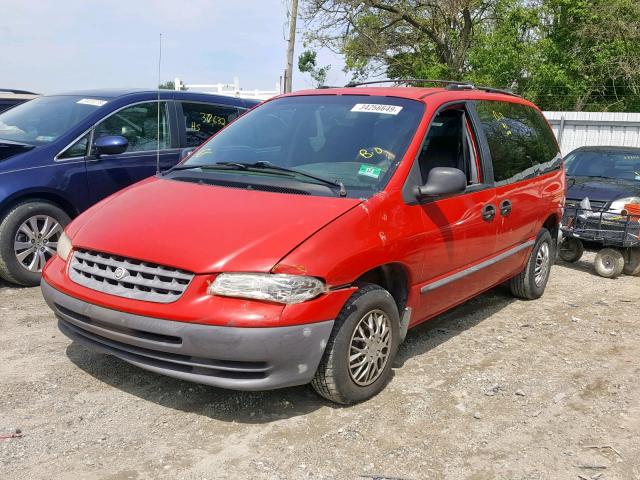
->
(542, 213), (560, 247)
(0, 189), (78, 221)
(353, 262), (410, 315)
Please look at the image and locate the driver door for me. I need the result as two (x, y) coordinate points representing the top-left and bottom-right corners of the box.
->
(412, 104), (501, 322)
(85, 101), (180, 204)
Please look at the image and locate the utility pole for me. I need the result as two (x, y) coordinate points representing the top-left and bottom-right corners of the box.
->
(284, 0), (298, 93)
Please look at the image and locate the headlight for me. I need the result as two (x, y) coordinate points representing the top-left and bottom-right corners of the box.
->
(56, 231), (72, 261)
(207, 273), (326, 304)
(609, 196), (640, 213)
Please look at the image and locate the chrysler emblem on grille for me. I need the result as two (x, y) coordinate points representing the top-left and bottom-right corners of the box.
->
(114, 267), (129, 280)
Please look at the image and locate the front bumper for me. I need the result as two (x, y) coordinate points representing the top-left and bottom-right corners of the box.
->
(42, 280), (334, 391)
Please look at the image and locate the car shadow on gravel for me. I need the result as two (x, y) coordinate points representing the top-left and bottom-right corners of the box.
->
(65, 342), (329, 423)
(65, 286), (516, 424)
(394, 286), (516, 367)
(0, 278), (29, 290)
(555, 257), (602, 276)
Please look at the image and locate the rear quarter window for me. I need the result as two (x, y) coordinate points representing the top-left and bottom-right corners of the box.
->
(476, 100), (561, 185)
(181, 102), (241, 147)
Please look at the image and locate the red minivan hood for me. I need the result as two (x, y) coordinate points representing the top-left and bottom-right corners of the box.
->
(71, 178), (361, 274)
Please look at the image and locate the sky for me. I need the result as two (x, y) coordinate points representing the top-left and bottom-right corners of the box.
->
(1, 0), (348, 94)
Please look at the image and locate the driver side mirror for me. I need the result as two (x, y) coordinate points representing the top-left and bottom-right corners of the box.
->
(415, 167), (467, 198)
(94, 135), (128, 157)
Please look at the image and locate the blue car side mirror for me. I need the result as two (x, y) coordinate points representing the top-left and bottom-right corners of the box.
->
(94, 135), (128, 157)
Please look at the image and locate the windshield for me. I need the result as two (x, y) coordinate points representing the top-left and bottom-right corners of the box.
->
(0, 95), (107, 145)
(179, 95), (424, 198)
(565, 150), (640, 182)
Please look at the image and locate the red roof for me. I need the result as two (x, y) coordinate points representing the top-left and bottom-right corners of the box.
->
(284, 86), (538, 109)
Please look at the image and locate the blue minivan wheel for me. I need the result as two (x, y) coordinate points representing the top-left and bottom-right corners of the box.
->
(0, 201), (70, 286)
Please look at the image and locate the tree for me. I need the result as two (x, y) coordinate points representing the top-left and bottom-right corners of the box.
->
(301, 0), (494, 81)
(301, 0), (640, 111)
(298, 49), (332, 87)
(158, 80), (188, 91)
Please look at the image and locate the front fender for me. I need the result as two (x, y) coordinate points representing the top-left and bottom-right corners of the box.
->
(273, 191), (424, 288)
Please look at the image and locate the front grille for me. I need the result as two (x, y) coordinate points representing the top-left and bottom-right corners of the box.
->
(69, 249), (194, 303)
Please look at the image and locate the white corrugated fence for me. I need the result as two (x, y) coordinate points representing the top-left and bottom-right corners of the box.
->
(543, 111), (640, 154)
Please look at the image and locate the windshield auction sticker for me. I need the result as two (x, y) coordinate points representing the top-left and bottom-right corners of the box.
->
(76, 98), (108, 107)
(351, 104), (403, 115)
(358, 164), (382, 179)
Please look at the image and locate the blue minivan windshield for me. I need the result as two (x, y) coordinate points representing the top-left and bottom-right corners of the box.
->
(0, 95), (107, 146)
(180, 95), (424, 197)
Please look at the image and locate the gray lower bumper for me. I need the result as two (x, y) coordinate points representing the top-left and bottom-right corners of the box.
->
(41, 280), (334, 391)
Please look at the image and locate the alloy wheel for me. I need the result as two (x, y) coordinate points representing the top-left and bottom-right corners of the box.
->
(348, 309), (392, 387)
(14, 215), (62, 272)
(534, 242), (550, 286)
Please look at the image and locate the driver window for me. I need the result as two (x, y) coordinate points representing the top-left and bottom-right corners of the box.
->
(417, 107), (480, 186)
(93, 102), (170, 153)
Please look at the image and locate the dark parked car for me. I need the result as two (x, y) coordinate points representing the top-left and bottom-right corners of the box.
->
(0, 89), (38, 113)
(0, 89), (259, 285)
(564, 146), (640, 212)
(560, 146), (640, 276)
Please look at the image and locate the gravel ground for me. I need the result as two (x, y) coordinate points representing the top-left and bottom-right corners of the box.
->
(1, 253), (639, 480)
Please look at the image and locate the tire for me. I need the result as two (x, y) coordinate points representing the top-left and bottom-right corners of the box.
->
(509, 228), (553, 300)
(558, 237), (584, 263)
(623, 248), (640, 276)
(0, 201), (70, 286)
(594, 248), (624, 279)
(311, 284), (400, 405)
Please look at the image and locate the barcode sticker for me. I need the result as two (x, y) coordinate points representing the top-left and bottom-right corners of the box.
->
(351, 103), (403, 115)
(77, 98), (107, 107)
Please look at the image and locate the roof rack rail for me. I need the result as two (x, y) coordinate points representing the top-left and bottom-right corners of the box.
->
(474, 85), (521, 98)
(345, 79), (473, 88)
(344, 79), (522, 98)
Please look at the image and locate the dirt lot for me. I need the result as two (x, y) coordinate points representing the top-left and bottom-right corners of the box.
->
(1, 253), (639, 480)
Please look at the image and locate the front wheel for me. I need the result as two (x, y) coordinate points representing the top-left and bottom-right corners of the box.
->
(509, 229), (553, 300)
(0, 201), (70, 286)
(311, 284), (400, 404)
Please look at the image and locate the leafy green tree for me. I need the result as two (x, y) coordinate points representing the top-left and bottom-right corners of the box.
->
(301, 0), (640, 111)
(298, 50), (332, 87)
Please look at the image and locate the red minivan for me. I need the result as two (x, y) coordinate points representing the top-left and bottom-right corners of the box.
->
(41, 84), (564, 404)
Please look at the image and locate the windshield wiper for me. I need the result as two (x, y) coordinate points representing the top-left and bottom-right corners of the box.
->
(0, 138), (34, 147)
(218, 161), (348, 197)
(164, 162), (290, 177)
(165, 161), (348, 197)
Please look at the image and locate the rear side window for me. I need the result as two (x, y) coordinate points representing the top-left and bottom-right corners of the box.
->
(476, 101), (560, 185)
(181, 102), (240, 147)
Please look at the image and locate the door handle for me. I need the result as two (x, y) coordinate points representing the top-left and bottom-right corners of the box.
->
(500, 199), (512, 216)
(482, 204), (496, 221)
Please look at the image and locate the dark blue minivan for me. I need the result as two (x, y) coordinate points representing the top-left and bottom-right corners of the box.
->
(0, 89), (259, 285)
